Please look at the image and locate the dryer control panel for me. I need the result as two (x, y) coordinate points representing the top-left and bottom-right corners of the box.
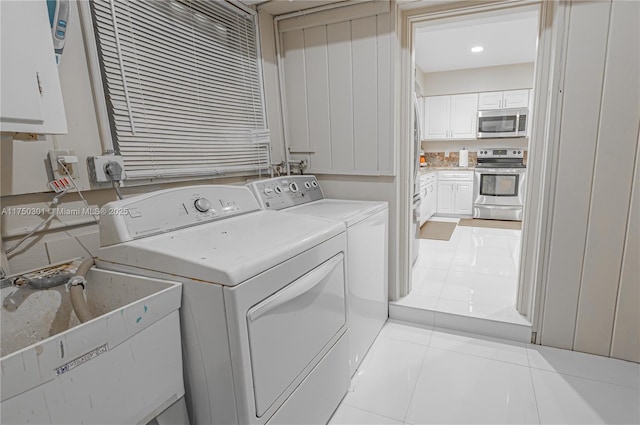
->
(248, 175), (324, 210)
(99, 185), (261, 246)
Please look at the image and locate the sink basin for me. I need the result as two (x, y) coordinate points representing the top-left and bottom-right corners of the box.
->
(1, 266), (185, 424)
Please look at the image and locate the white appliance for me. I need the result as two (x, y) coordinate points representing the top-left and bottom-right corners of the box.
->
(477, 108), (528, 138)
(96, 185), (350, 425)
(247, 176), (388, 376)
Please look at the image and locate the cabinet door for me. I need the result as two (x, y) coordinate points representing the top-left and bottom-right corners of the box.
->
(420, 184), (428, 223)
(0, 1), (67, 133)
(437, 181), (456, 214)
(454, 182), (474, 215)
(478, 91), (504, 110)
(426, 182), (437, 220)
(424, 96), (450, 140)
(503, 89), (529, 109)
(449, 94), (478, 139)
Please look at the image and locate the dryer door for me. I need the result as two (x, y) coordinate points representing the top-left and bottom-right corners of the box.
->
(246, 253), (346, 417)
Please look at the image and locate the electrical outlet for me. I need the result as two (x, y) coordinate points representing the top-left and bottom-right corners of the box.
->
(48, 150), (79, 179)
(445, 151), (450, 157)
(87, 155), (125, 182)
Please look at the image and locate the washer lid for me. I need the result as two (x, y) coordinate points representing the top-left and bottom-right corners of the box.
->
(285, 199), (387, 227)
(97, 210), (345, 286)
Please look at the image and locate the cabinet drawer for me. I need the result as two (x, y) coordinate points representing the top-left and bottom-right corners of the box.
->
(438, 171), (473, 181)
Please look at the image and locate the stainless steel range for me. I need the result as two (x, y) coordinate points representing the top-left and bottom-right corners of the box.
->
(473, 148), (526, 221)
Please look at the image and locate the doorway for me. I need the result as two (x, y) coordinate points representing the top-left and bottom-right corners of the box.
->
(392, 3), (544, 341)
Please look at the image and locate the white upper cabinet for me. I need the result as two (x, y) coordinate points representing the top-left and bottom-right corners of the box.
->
(0, 1), (67, 134)
(423, 96), (450, 140)
(477, 92), (503, 110)
(450, 94), (479, 139)
(424, 94), (477, 140)
(503, 89), (530, 108)
(478, 89), (529, 110)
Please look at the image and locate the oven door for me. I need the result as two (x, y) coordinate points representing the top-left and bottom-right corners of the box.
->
(477, 109), (527, 138)
(473, 168), (526, 220)
(474, 168), (526, 207)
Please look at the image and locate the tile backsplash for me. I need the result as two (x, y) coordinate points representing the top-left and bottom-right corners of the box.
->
(424, 152), (478, 167)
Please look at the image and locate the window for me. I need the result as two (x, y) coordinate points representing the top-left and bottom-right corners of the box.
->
(90, 0), (270, 180)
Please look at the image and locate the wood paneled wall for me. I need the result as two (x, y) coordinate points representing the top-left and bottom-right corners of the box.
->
(278, 8), (394, 175)
(540, 0), (639, 363)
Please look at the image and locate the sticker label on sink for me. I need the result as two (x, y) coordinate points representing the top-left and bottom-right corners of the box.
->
(54, 343), (109, 376)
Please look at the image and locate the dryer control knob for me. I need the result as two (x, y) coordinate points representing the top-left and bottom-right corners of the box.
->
(304, 181), (311, 189)
(264, 187), (273, 195)
(274, 186), (283, 194)
(311, 181), (318, 188)
(194, 198), (212, 212)
(290, 182), (299, 192)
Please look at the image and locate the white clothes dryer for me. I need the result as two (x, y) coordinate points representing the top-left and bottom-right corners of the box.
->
(96, 185), (350, 425)
(248, 176), (388, 375)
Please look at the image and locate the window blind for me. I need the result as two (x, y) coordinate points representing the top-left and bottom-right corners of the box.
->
(90, 0), (270, 180)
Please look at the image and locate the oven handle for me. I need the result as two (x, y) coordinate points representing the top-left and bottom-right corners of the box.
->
(475, 168), (527, 174)
(247, 253), (343, 323)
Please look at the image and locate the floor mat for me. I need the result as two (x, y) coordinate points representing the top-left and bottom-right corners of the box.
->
(458, 218), (522, 230)
(419, 221), (457, 241)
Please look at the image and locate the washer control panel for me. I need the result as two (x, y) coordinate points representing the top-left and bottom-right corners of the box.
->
(248, 175), (324, 210)
(99, 185), (261, 246)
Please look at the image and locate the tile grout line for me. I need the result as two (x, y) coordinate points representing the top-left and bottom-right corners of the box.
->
(525, 346), (544, 425)
(336, 402), (407, 424)
(426, 344), (533, 370)
(400, 332), (435, 424)
(527, 365), (640, 391)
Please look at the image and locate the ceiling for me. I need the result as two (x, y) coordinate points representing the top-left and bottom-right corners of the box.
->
(415, 9), (538, 73)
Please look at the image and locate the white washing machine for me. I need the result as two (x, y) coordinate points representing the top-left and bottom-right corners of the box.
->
(248, 176), (388, 375)
(96, 185), (350, 425)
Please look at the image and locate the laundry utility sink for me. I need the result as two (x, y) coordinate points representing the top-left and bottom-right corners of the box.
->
(1, 264), (185, 424)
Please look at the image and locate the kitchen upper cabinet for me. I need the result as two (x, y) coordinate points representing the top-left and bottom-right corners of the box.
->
(0, 1), (67, 134)
(423, 94), (478, 140)
(437, 171), (473, 215)
(423, 96), (450, 140)
(478, 90), (529, 110)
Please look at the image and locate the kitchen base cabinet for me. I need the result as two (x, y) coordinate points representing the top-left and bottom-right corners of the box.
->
(436, 171), (473, 216)
(419, 171), (437, 225)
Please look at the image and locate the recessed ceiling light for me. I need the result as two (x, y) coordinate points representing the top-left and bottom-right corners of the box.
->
(471, 46), (484, 53)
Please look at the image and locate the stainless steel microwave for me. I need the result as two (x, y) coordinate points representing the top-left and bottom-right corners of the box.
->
(477, 108), (528, 138)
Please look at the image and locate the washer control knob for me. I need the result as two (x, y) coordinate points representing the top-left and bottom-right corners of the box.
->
(194, 198), (212, 212)
(304, 181), (311, 189)
(311, 181), (318, 188)
(264, 187), (273, 195)
(290, 182), (299, 192)
(274, 185), (283, 194)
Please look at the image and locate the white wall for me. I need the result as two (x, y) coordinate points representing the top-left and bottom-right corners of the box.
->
(420, 62), (534, 96)
(539, 0), (639, 362)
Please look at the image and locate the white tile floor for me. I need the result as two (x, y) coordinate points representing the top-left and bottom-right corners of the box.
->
(401, 218), (528, 326)
(330, 321), (640, 425)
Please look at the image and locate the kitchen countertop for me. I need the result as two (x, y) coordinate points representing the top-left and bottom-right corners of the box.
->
(420, 166), (476, 174)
